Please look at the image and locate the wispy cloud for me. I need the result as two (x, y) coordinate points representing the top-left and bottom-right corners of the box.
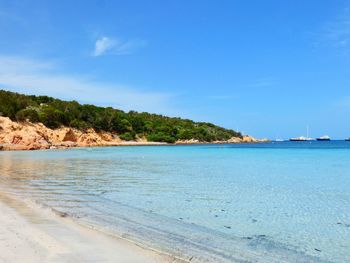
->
(324, 6), (350, 49)
(242, 78), (275, 88)
(0, 9), (25, 25)
(207, 95), (236, 100)
(206, 79), (275, 101)
(0, 56), (175, 114)
(93, 36), (146, 56)
(334, 96), (350, 110)
(0, 56), (53, 72)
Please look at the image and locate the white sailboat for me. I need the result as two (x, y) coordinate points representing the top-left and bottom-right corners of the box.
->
(289, 126), (313, 141)
(275, 134), (284, 142)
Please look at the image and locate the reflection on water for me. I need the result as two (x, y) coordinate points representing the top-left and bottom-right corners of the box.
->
(0, 143), (350, 263)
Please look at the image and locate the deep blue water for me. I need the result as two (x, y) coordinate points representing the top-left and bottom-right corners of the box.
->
(0, 141), (349, 262)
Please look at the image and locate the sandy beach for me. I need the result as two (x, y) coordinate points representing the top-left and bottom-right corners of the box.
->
(0, 193), (183, 263)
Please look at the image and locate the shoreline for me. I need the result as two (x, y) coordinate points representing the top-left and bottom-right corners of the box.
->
(0, 190), (185, 263)
(0, 116), (269, 151)
(0, 140), (268, 151)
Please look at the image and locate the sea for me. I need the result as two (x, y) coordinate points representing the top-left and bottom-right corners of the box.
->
(0, 141), (349, 263)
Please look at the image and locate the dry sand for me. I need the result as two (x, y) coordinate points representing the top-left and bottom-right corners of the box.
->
(0, 193), (183, 263)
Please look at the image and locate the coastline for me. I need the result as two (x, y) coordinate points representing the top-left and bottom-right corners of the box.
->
(0, 116), (269, 151)
(0, 191), (185, 263)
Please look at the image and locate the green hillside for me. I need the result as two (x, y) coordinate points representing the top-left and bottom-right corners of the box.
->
(0, 89), (241, 143)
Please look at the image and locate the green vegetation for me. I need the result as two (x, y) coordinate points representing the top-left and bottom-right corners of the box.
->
(0, 90), (242, 143)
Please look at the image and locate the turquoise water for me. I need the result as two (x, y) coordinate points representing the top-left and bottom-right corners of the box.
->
(0, 142), (349, 262)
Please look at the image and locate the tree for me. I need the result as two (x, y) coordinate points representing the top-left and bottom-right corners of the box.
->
(0, 89), (243, 142)
(38, 105), (66, 128)
(16, 108), (40, 122)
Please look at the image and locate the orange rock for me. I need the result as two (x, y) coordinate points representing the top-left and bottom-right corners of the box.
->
(62, 129), (77, 142)
(227, 137), (243, 143)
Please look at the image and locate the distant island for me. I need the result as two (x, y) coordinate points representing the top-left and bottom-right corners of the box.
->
(0, 89), (266, 150)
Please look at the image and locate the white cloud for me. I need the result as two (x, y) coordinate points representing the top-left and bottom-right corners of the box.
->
(93, 36), (145, 56)
(0, 56), (175, 114)
(94, 37), (115, 56)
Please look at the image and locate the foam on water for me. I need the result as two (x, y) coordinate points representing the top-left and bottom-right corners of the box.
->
(0, 142), (349, 262)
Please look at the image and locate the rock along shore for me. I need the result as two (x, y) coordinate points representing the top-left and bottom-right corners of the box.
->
(0, 117), (269, 151)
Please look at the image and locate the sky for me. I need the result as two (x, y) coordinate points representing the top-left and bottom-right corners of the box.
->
(0, 0), (350, 139)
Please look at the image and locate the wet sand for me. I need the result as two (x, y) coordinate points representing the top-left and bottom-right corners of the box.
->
(0, 193), (183, 263)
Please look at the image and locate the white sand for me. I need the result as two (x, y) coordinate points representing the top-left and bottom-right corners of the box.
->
(0, 193), (183, 263)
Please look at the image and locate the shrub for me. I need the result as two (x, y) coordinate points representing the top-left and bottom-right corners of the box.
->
(16, 108), (40, 122)
(69, 119), (90, 130)
(119, 132), (135, 141)
(147, 133), (176, 143)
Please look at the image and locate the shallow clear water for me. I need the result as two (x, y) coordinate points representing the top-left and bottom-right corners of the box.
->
(0, 142), (349, 262)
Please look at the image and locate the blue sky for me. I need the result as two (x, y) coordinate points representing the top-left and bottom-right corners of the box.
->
(0, 1), (350, 138)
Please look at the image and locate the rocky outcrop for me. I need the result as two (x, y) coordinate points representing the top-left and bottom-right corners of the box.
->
(175, 136), (269, 145)
(175, 139), (200, 144)
(0, 117), (268, 151)
(227, 137), (243, 143)
(227, 135), (270, 144)
(0, 117), (125, 151)
(0, 118), (51, 150)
